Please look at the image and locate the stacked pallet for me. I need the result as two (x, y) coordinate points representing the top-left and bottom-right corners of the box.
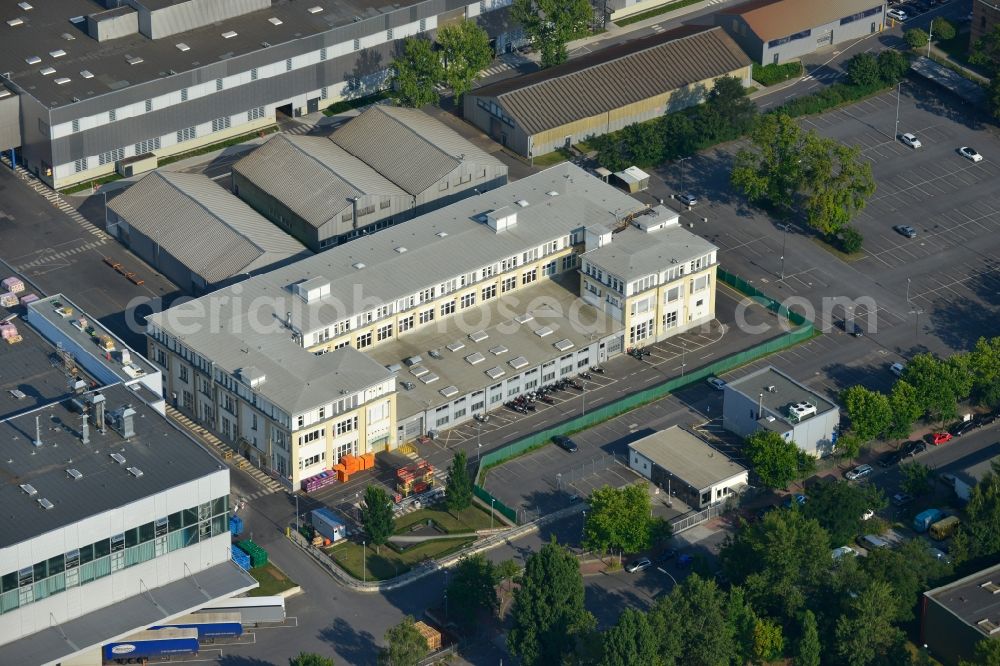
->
(414, 621), (442, 651)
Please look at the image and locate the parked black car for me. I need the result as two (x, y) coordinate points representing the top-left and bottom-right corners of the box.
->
(552, 435), (578, 453)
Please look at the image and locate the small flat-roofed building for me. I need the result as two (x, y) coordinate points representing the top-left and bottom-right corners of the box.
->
(628, 425), (748, 509)
(723, 366), (840, 457)
(463, 25), (752, 158)
(923, 562), (1000, 665)
(234, 106), (507, 250)
(106, 171), (310, 293)
(717, 0), (886, 65)
(954, 455), (999, 502)
(0, 382), (255, 666)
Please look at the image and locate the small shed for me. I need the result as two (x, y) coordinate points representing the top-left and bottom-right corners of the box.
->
(594, 167), (613, 183)
(613, 166), (650, 193)
(311, 508), (348, 543)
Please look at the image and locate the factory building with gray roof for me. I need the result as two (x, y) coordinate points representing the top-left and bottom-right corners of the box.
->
(923, 562), (1000, 665)
(0, 0), (525, 190)
(232, 106), (507, 251)
(146, 164), (721, 489)
(106, 170), (310, 292)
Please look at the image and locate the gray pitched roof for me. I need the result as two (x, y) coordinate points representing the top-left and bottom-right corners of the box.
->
(471, 25), (752, 136)
(232, 134), (408, 229)
(582, 214), (719, 281)
(330, 106), (502, 195)
(108, 171), (308, 283)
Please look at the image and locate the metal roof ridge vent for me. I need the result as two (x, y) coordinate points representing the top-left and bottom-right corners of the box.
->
(19, 483), (37, 496)
(222, 30), (238, 39)
(38, 498), (54, 510)
(127, 466), (144, 478)
(66, 468), (83, 480)
(110, 452), (126, 465)
(268, 17), (283, 25)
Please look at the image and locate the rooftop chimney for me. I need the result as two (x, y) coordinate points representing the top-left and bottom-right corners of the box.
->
(91, 392), (106, 433)
(121, 405), (135, 440)
(81, 413), (90, 445)
(33, 416), (42, 447)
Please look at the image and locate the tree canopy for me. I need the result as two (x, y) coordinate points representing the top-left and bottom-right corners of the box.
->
(390, 37), (443, 108)
(447, 554), (499, 632)
(843, 385), (893, 442)
(508, 540), (595, 666)
(960, 460), (1000, 561)
(744, 430), (805, 489)
(437, 21), (493, 101)
(445, 450), (473, 512)
(803, 480), (884, 546)
(290, 654), (335, 666)
(971, 24), (1000, 120)
(361, 484), (394, 551)
(379, 616), (429, 666)
(648, 574), (737, 666)
(511, 0), (592, 67)
(584, 483), (663, 557)
(600, 607), (659, 666)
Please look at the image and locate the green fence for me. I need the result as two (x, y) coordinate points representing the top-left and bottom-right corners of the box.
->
(472, 268), (816, 524)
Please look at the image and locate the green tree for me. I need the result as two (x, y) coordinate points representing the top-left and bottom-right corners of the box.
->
(495, 559), (521, 612)
(835, 581), (904, 665)
(752, 618), (784, 665)
(660, 112), (699, 160)
(728, 586), (759, 666)
(448, 554), (499, 632)
(445, 450), (473, 512)
(905, 28), (929, 49)
(379, 616), (429, 666)
(960, 637), (1000, 666)
(877, 49), (910, 83)
(887, 380), (922, 441)
(968, 337), (1000, 408)
(931, 17), (956, 42)
(361, 485), (394, 552)
(971, 25), (1000, 120)
(905, 352), (970, 423)
(732, 113), (806, 211)
(648, 574), (736, 666)
(843, 385), (893, 442)
(838, 226), (864, 253)
(590, 133), (630, 172)
(720, 509), (830, 621)
(900, 461), (934, 497)
(846, 52), (881, 87)
(390, 38), (443, 108)
(508, 540), (595, 666)
(963, 460), (1000, 559)
(621, 120), (664, 166)
(511, 0), (593, 68)
(836, 430), (864, 465)
(797, 610), (822, 666)
(744, 430), (803, 489)
(437, 21), (493, 101)
(801, 139), (875, 236)
(705, 75), (757, 137)
(584, 483), (663, 560)
(600, 608), (659, 666)
(863, 539), (950, 622)
(803, 480), (885, 545)
(290, 654), (335, 666)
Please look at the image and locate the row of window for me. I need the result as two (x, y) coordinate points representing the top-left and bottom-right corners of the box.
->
(0, 496), (229, 615)
(840, 5), (882, 25)
(768, 28), (812, 49)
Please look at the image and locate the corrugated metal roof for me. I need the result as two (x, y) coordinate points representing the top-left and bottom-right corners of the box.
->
(232, 133), (408, 229)
(719, 0), (881, 42)
(331, 106), (502, 195)
(108, 171), (308, 283)
(470, 26), (752, 136)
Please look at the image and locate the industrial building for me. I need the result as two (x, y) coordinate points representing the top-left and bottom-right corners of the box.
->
(716, 0), (886, 65)
(463, 25), (752, 158)
(722, 366), (840, 457)
(628, 426), (748, 509)
(106, 170), (310, 292)
(232, 106), (507, 251)
(923, 562), (1000, 665)
(0, 291), (254, 665)
(953, 454), (999, 502)
(147, 164), (719, 490)
(0, 0), (525, 190)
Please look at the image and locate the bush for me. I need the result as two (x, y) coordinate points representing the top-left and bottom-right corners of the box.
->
(847, 52), (881, 87)
(905, 28), (929, 49)
(835, 227), (864, 254)
(932, 17), (956, 42)
(752, 61), (803, 86)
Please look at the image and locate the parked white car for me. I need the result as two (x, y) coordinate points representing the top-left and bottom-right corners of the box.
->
(887, 8), (907, 20)
(959, 146), (983, 162)
(899, 132), (921, 148)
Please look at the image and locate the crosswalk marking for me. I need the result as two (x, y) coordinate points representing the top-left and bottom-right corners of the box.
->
(283, 122), (315, 136)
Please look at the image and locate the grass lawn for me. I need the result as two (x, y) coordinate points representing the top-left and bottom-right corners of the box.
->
(394, 503), (495, 534)
(615, 0), (704, 26)
(248, 562), (298, 596)
(328, 537), (476, 581)
(532, 150), (569, 167)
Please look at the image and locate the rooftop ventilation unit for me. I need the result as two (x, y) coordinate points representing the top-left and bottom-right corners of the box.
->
(486, 207), (516, 232)
(385, 363), (402, 374)
(428, 349), (443, 359)
(66, 468), (83, 480)
(515, 199), (529, 208)
(18, 2), (33, 10)
(19, 483), (37, 496)
(40, 67), (56, 76)
(293, 277), (330, 303)
(7, 18), (24, 27)
(49, 49), (66, 58)
(469, 330), (488, 343)
(766, 385), (777, 392)
(127, 466), (144, 478)
(268, 17), (283, 25)
(553, 339), (574, 351)
(446, 341), (465, 352)
(404, 355), (422, 366)
(222, 30), (238, 39)
(38, 498), (54, 510)
(352, 262), (366, 270)
(547, 191), (559, 196)
(436, 231), (448, 238)
(25, 56), (40, 65)
(54, 77), (71, 85)
(125, 55), (144, 65)
(69, 16), (84, 23)
(394, 247), (407, 254)
(787, 401), (817, 423)
(308, 6), (324, 13)
(400, 381), (415, 390)
(80, 70), (93, 79)
(176, 43), (190, 51)
(110, 452), (126, 465)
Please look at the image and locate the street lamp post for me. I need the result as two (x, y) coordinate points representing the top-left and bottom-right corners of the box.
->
(779, 226), (787, 280)
(906, 277), (911, 305)
(490, 498), (496, 530)
(477, 422), (482, 463)
(893, 81), (902, 141)
(681, 342), (687, 377)
(910, 308), (924, 337)
(362, 540), (367, 584)
(556, 472), (562, 491)
(927, 21), (933, 58)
